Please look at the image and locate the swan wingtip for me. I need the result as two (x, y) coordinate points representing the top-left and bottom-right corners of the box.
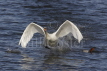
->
(21, 44), (27, 48)
(18, 41), (21, 45)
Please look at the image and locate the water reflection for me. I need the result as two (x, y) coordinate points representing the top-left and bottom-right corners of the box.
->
(20, 54), (34, 70)
(20, 52), (83, 71)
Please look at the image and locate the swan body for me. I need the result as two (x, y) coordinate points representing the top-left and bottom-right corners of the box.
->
(19, 20), (83, 48)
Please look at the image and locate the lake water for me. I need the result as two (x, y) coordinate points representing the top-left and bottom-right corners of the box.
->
(0, 0), (107, 71)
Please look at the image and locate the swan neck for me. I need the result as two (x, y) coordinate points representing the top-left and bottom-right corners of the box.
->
(44, 31), (49, 47)
(45, 31), (48, 38)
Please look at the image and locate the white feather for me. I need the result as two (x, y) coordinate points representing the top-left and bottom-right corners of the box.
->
(19, 20), (83, 48)
(19, 23), (45, 48)
(55, 20), (83, 43)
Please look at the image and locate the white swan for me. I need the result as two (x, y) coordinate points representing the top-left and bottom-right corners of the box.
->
(19, 20), (83, 48)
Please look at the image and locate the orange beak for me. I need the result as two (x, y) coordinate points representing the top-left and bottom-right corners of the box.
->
(44, 28), (47, 32)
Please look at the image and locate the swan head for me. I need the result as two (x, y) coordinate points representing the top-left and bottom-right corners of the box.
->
(44, 27), (47, 32)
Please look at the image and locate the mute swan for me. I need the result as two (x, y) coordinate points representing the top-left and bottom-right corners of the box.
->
(19, 20), (83, 49)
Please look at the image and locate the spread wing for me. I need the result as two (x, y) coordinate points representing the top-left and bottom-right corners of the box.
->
(19, 23), (45, 48)
(55, 20), (83, 43)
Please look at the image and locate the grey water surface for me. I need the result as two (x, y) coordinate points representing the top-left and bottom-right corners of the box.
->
(0, 0), (107, 71)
